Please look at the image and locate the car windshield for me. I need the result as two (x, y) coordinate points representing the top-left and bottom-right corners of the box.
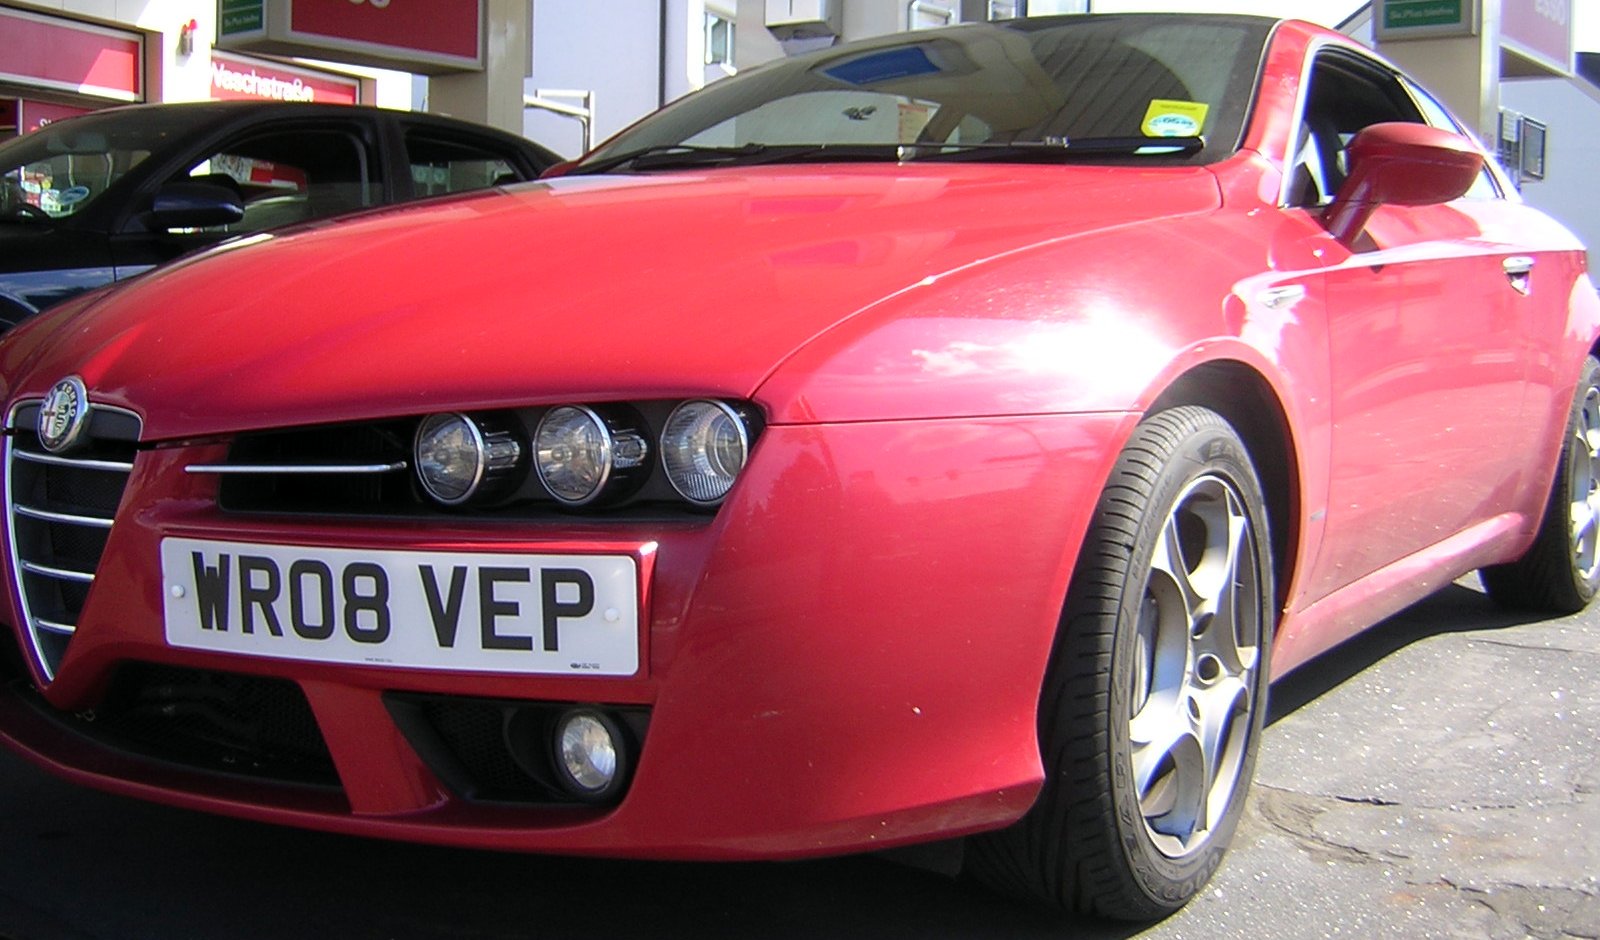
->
(577, 14), (1272, 174)
(0, 108), (197, 222)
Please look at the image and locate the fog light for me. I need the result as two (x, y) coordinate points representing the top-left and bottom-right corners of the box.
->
(415, 412), (523, 505)
(554, 709), (625, 800)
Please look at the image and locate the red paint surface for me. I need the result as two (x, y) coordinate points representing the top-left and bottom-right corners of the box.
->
(0, 18), (1597, 856)
(0, 9), (140, 99)
(288, 0), (479, 61)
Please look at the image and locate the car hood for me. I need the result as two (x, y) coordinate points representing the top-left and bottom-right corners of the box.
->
(0, 164), (1221, 440)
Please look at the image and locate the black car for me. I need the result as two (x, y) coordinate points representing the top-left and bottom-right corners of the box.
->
(0, 101), (559, 325)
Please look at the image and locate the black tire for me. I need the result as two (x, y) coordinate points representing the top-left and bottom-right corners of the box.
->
(966, 406), (1275, 920)
(1480, 355), (1600, 613)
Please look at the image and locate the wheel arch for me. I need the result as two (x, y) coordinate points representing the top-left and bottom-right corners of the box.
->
(1145, 360), (1300, 614)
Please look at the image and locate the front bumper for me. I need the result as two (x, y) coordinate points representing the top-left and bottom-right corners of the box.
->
(0, 413), (1131, 859)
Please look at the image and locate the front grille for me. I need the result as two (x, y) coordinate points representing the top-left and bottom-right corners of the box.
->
(5, 403), (141, 680)
(51, 662), (338, 786)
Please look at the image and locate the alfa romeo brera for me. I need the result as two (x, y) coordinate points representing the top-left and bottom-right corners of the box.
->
(0, 14), (1595, 920)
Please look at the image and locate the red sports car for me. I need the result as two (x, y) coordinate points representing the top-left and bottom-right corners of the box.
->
(0, 14), (1593, 921)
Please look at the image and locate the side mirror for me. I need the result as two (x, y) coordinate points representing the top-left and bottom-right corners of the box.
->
(150, 179), (246, 230)
(1323, 122), (1485, 246)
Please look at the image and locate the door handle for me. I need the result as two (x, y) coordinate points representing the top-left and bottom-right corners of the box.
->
(1503, 255), (1534, 295)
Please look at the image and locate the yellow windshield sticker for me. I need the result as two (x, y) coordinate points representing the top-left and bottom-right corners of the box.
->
(1142, 100), (1210, 138)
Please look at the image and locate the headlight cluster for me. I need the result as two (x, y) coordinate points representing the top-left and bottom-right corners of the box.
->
(411, 399), (756, 510)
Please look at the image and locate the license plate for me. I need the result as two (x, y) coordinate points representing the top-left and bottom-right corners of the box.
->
(161, 538), (640, 676)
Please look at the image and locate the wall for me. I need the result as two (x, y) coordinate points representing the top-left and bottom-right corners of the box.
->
(1500, 76), (1600, 261)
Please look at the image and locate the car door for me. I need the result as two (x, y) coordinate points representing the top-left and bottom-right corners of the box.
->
(1293, 48), (1543, 602)
(107, 118), (385, 279)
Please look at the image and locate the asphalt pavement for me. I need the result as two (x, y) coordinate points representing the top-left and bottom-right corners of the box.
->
(0, 575), (1594, 939)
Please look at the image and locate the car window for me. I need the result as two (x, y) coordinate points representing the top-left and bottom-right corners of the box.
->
(177, 127), (379, 234)
(1286, 50), (1427, 208)
(0, 127), (158, 221)
(406, 132), (525, 197)
(581, 15), (1273, 170)
(1403, 79), (1500, 201)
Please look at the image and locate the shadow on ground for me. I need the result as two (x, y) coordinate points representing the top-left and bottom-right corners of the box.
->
(1267, 581), (1538, 724)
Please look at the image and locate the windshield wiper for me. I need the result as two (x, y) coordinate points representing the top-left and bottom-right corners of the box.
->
(903, 137), (1204, 161)
(572, 136), (1203, 175)
(571, 142), (905, 175)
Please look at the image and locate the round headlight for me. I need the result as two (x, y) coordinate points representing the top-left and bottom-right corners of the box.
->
(661, 400), (749, 506)
(554, 709), (624, 800)
(415, 413), (487, 505)
(536, 406), (613, 505)
(415, 412), (523, 506)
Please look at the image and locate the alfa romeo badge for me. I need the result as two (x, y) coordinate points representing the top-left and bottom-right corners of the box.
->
(37, 375), (90, 454)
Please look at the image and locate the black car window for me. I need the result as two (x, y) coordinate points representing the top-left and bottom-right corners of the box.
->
(1287, 49), (1427, 208)
(174, 127), (379, 234)
(0, 125), (158, 221)
(405, 132), (526, 197)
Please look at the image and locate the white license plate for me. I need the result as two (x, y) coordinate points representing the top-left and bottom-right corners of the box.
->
(161, 538), (640, 676)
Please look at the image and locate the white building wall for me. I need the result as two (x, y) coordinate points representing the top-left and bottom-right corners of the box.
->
(525, 0), (707, 158)
(1500, 77), (1600, 259)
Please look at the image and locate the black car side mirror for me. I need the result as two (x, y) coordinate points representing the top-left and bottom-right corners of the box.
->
(150, 179), (246, 230)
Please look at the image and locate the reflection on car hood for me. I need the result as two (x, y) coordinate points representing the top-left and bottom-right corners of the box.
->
(0, 164), (1221, 440)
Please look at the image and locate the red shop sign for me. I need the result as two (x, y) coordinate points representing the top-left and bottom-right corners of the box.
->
(0, 7), (143, 102)
(210, 52), (360, 105)
(216, 0), (483, 74)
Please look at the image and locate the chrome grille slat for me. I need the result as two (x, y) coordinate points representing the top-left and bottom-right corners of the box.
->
(20, 560), (96, 583)
(14, 503), (116, 528)
(185, 461), (408, 475)
(6, 399), (141, 682)
(14, 449), (135, 472)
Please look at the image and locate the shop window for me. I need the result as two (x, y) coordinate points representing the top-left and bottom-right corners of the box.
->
(180, 127), (377, 233)
(405, 134), (523, 197)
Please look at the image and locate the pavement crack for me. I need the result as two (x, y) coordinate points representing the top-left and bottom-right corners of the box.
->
(1252, 786), (1410, 865)
(1471, 637), (1600, 658)
(1433, 878), (1600, 939)
(1333, 794), (1400, 807)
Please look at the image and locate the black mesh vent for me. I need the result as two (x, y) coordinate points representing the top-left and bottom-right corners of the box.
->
(61, 663), (339, 787)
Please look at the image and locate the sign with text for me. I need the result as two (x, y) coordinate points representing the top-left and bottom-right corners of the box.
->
(215, 0), (483, 74)
(210, 53), (360, 105)
(1376, 0), (1480, 40)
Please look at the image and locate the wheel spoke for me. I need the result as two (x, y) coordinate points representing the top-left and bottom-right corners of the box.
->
(1149, 513), (1204, 622)
(1191, 676), (1250, 831)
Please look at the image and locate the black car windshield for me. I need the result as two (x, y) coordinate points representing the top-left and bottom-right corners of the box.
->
(0, 107), (199, 222)
(576, 14), (1272, 174)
